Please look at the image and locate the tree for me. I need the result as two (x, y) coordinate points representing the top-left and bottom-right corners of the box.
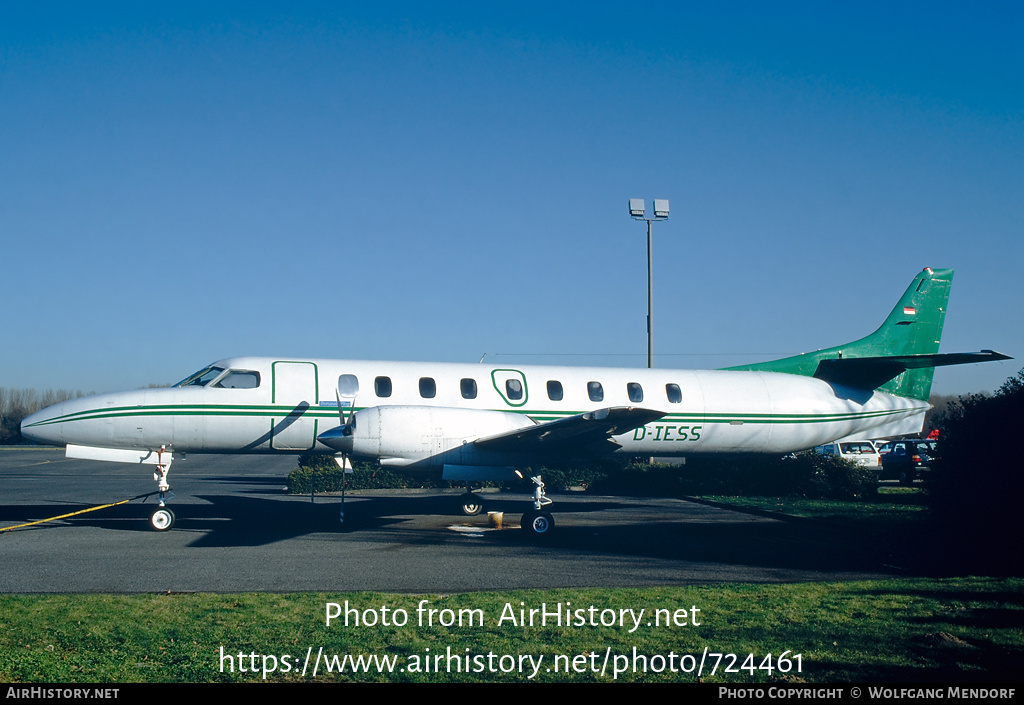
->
(929, 368), (1024, 574)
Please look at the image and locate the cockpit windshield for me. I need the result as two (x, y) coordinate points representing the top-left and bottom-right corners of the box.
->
(174, 366), (225, 387)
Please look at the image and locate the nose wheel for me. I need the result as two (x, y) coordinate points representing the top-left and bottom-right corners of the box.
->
(150, 507), (176, 531)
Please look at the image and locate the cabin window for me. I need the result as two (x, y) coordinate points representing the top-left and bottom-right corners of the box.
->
(419, 377), (436, 399)
(175, 366), (225, 387)
(214, 370), (260, 389)
(587, 381), (604, 402)
(461, 378), (477, 399)
(627, 382), (643, 403)
(375, 376), (392, 398)
(547, 380), (563, 401)
(337, 374), (359, 397)
(506, 379), (523, 401)
(666, 383), (682, 403)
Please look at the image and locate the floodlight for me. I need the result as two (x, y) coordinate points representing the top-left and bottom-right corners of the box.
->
(627, 195), (672, 368)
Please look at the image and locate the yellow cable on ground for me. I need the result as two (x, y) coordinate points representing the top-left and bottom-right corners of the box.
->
(0, 491), (161, 533)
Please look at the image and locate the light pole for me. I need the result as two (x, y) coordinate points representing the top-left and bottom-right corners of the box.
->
(629, 198), (669, 368)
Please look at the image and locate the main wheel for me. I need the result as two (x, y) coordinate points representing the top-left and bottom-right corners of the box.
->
(150, 507), (176, 531)
(460, 493), (484, 516)
(521, 510), (554, 536)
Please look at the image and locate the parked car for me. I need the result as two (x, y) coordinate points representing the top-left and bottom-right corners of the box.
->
(814, 440), (881, 469)
(877, 439), (937, 485)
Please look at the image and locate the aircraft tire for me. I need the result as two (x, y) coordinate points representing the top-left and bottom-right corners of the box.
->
(521, 510), (554, 537)
(150, 508), (176, 532)
(460, 494), (484, 516)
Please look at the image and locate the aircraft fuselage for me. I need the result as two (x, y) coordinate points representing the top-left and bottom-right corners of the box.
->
(22, 356), (928, 465)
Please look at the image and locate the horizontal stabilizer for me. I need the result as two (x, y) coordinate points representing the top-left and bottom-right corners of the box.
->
(814, 350), (1013, 391)
(726, 267), (963, 399)
(475, 406), (665, 453)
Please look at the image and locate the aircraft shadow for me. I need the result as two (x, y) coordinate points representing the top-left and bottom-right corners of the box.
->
(0, 492), (937, 577)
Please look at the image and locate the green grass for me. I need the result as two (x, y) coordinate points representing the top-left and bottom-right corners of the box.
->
(700, 486), (928, 527)
(2, 578), (1022, 683)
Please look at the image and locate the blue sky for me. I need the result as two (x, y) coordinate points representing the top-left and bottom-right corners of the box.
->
(2, 2), (1021, 395)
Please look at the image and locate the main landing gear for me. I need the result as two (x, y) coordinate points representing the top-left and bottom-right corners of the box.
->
(457, 474), (555, 536)
(459, 485), (485, 516)
(148, 447), (176, 532)
(520, 473), (554, 538)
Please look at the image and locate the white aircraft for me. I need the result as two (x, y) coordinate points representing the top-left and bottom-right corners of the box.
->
(21, 268), (1009, 535)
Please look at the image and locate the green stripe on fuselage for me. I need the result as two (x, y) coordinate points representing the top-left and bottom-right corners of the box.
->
(27, 403), (906, 428)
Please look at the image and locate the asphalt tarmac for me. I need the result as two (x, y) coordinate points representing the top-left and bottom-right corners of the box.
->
(0, 447), (897, 593)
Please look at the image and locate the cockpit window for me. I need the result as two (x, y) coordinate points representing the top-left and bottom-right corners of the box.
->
(213, 370), (261, 389)
(174, 366), (225, 387)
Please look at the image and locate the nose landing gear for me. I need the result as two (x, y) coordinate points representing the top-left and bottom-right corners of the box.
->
(149, 446), (175, 532)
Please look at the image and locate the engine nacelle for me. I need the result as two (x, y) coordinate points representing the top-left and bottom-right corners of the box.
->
(324, 405), (535, 467)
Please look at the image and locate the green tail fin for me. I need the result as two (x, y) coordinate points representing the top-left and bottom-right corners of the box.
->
(724, 268), (953, 400)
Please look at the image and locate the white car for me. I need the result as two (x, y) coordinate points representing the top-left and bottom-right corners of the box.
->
(814, 440), (881, 469)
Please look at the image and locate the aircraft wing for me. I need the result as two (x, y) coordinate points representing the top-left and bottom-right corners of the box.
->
(474, 406), (665, 454)
(813, 350), (1013, 391)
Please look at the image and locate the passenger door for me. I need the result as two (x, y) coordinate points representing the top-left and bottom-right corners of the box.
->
(271, 361), (319, 450)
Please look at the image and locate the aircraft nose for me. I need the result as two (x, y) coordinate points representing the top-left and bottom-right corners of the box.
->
(20, 402), (66, 446)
